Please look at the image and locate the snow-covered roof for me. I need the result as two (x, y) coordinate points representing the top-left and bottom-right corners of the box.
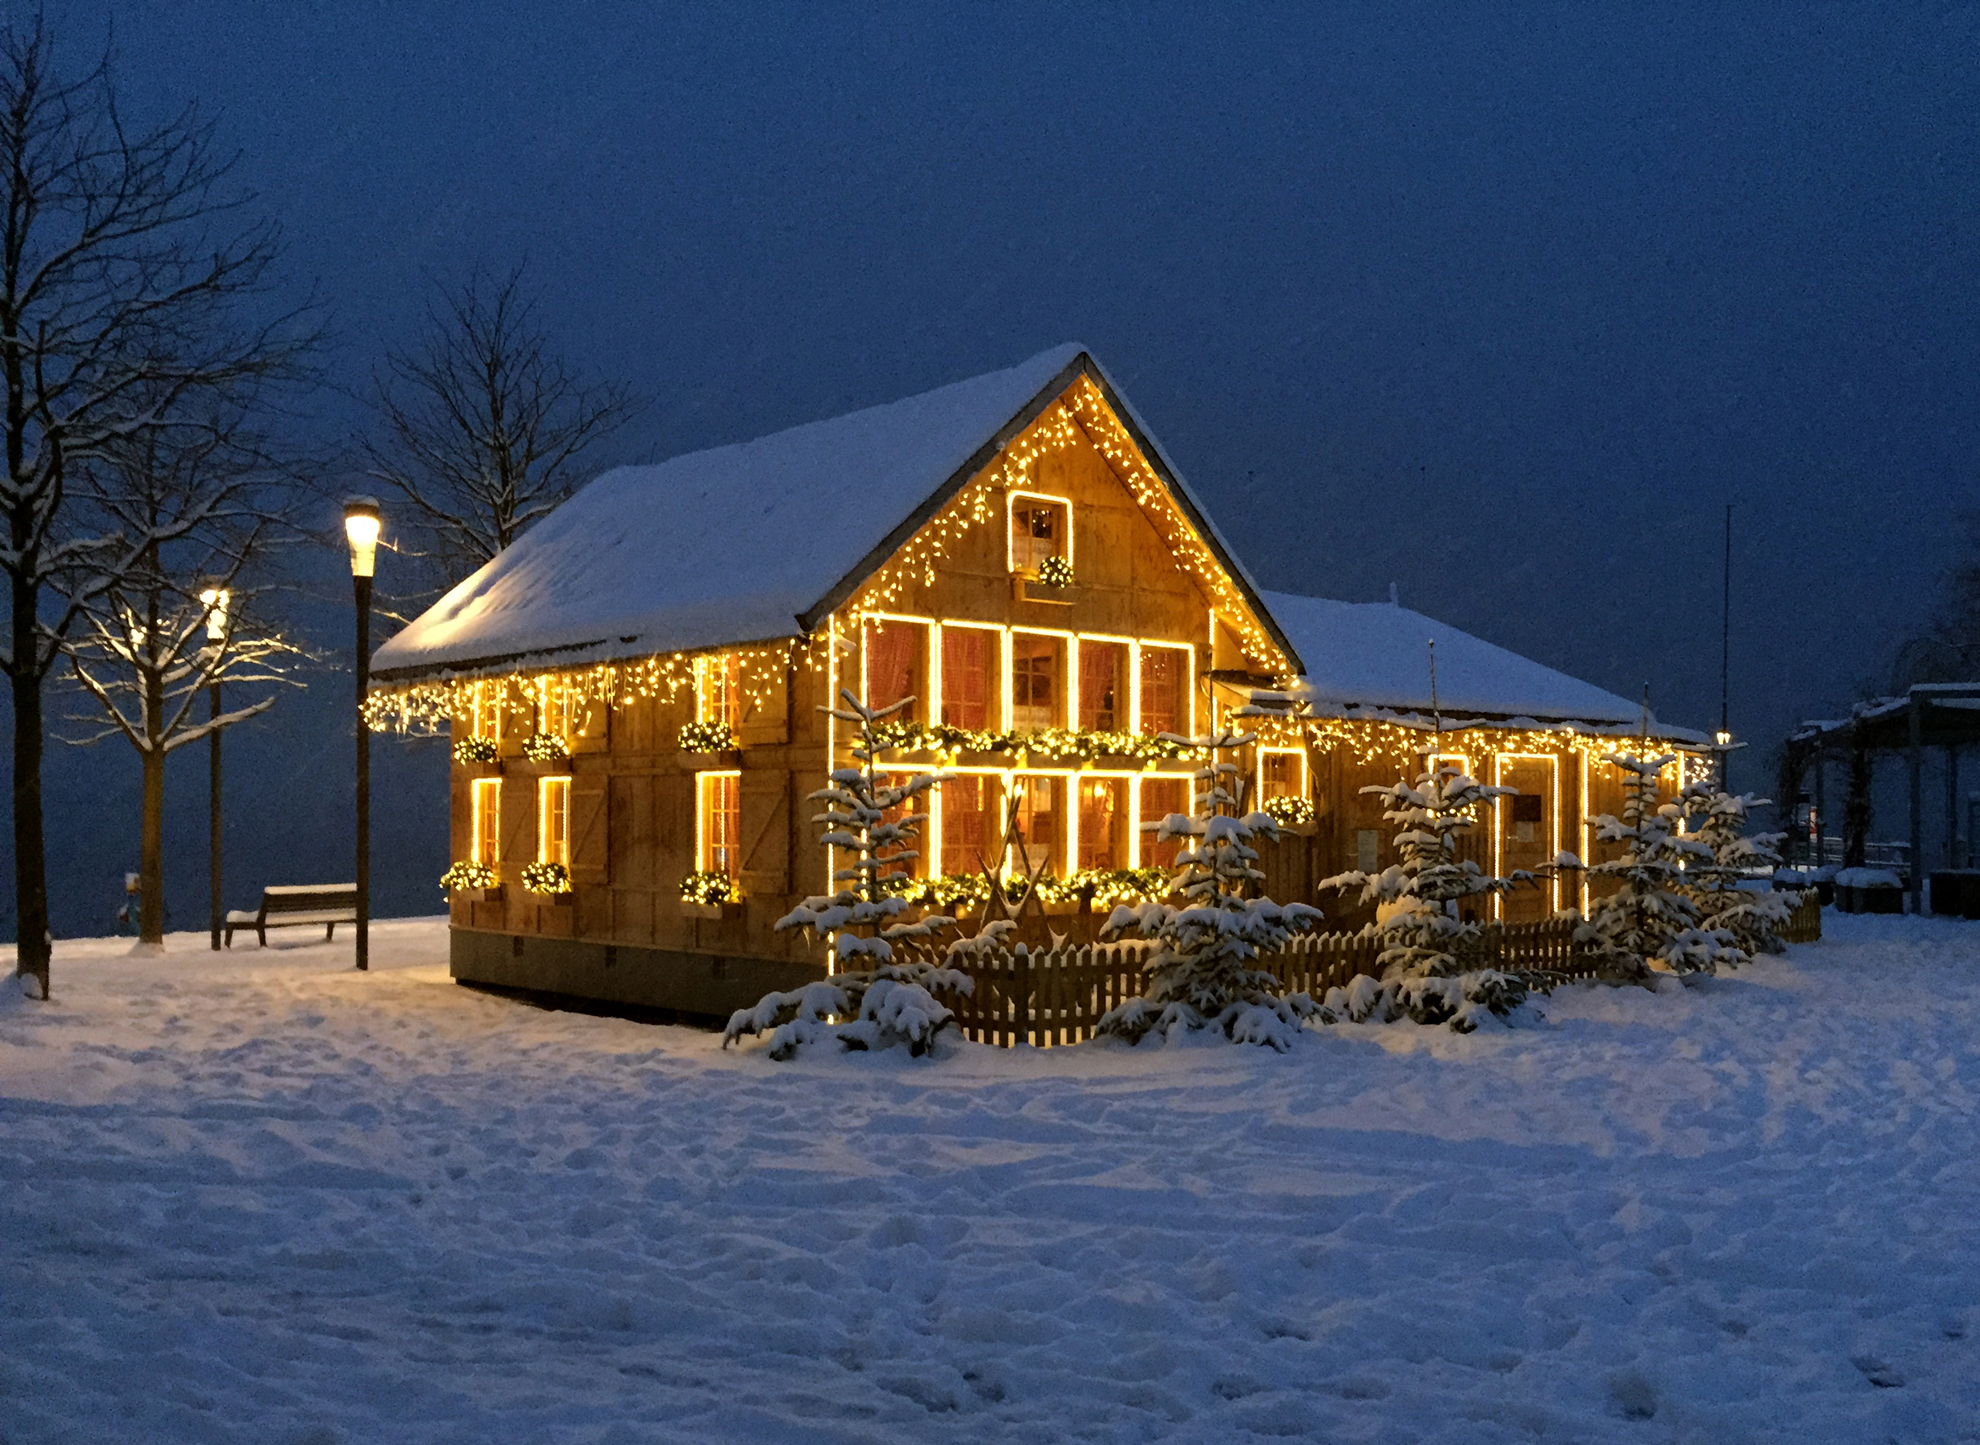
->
(1261, 590), (1652, 728)
(373, 344), (1294, 680)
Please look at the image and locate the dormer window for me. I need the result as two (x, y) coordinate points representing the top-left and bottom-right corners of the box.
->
(1008, 494), (1069, 576)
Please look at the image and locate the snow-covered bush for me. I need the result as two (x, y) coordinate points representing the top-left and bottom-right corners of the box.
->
(1578, 753), (1735, 977)
(1096, 721), (1324, 1051)
(1678, 786), (1792, 957)
(724, 689), (973, 1059)
(1322, 968), (1531, 1034)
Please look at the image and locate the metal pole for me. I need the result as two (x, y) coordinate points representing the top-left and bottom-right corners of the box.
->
(1908, 693), (1924, 915)
(355, 572), (371, 971)
(1721, 503), (1732, 791)
(1815, 750), (1827, 865)
(1948, 744), (1960, 869)
(209, 680), (221, 950)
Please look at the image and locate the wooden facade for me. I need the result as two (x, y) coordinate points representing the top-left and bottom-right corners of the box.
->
(379, 361), (1702, 1019)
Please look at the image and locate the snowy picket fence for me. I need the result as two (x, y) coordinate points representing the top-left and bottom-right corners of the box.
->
(945, 900), (1824, 1048)
(1780, 890), (1823, 944)
(949, 918), (1593, 1049)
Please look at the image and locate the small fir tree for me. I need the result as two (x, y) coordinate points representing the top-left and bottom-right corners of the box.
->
(1319, 760), (1533, 1030)
(723, 689), (982, 1059)
(1678, 784), (1792, 958)
(1097, 720), (1324, 1050)
(1578, 753), (1735, 976)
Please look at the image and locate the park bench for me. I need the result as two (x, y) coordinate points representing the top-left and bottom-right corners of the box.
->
(224, 884), (359, 946)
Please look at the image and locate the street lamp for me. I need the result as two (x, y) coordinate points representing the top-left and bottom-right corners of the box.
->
(343, 497), (381, 973)
(199, 585), (230, 951)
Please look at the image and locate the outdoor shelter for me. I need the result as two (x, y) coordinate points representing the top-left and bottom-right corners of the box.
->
(1784, 683), (1980, 913)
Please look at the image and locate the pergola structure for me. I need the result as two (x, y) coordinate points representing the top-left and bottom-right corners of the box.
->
(1784, 683), (1980, 913)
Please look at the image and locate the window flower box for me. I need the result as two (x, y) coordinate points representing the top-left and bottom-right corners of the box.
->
(1014, 577), (1074, 605)
(441, 860), (502, 903)
(681, 749), (742, 769)
(681, 900), (744, 921)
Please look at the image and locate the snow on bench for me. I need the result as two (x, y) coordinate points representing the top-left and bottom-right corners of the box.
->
(223, 884), (359, 947)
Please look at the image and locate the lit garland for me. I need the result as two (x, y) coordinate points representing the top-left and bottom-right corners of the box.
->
(521, 734), (568, 763)
(887, 866), (1171, 909)
(440, 860), (497, 892)
(452, 737), (498, 765)
(844, 381), (1296, 680)
(366, 635), (828, 736)
(521, 861), (572, 894)
(680, 870), (736, 905)
(677, 720), (737, 753)
(1036, 553), (1075, 588)
(867, 718), (1203, 765)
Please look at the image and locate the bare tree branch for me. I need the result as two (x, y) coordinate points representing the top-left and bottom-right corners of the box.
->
(361, 263), (637, 592)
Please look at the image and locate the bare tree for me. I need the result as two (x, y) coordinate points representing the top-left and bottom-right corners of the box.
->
(361, 265), (636, 591)
(59, 417), (310, 947)
(0, 20), (312, 996)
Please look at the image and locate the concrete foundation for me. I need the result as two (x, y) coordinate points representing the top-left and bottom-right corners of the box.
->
(449, 928), (825, 1025)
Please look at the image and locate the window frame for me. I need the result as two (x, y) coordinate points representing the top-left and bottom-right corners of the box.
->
(697, 769), (743, 878)
(471, 777), (501, 866)
(1006, 490), (1072, 577)
(538, 775), (572, 867)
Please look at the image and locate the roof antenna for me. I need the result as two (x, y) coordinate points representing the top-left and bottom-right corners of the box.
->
(1389, 581), (1400, 607)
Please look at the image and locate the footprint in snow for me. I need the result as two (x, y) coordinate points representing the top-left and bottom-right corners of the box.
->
(1852, 1355), (1904, 1388)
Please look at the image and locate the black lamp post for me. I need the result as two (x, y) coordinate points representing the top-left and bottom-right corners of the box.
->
(343, 497), (381, 972)
(200, 585), (229, 951)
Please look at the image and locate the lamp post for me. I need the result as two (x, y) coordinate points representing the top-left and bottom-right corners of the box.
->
(199, 585), (230, 951)
(343, 498), (381, 972)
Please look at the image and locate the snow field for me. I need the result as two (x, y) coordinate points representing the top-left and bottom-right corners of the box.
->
(1, 914), (1976, 1443)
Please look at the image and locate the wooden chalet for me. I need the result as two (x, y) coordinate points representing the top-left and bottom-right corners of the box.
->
(368, 345), (1705, 1019)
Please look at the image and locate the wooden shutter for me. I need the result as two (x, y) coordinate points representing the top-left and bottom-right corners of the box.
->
(737, 658), (789, 746)
(737, 767), (790, 899)
(499, 778), (532, 866)
(569, 772), (609, 884)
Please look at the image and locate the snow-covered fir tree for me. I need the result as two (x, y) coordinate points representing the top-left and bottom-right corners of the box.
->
(723, 688), (987, 1059)
(1578, 753), (1736, 976)
(1319, 759), (1533, 1031)
(1678, 783), (1792, 959)
(1096, 715), (1324, 1050)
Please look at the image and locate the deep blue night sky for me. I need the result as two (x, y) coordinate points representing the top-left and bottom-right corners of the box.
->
(13, 2), (1979, 937)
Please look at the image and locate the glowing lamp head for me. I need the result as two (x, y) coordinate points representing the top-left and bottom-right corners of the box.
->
(342, 497), (382, 578)
(198, 586), (230, 641)
(1714, 729), (1734, 748)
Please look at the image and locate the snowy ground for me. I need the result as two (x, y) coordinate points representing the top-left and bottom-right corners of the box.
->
(2, 915), (1977, 1444)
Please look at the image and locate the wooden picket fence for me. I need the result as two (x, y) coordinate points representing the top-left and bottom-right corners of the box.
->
(1780, 890), (1823, 944)
(945, 898), (1825, 1048)
(947, 916), (1601, 1049)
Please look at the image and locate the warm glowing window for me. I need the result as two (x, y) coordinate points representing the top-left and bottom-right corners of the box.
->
(695, 654), (741, 729)
(940, 774), (999, 877)
(1077, 776), (1128, 871)
(864, 621), (924, 720)
(471, 779), (501, 865)
(1078, 642), (1126, 732)
(1138, 647), (1186, 736)
(1259, 749), (1306, 802)
(1010, 633), (1062, 729)
(538, 776), (571, 866)
(1139, 777), (1187, 871)
(1009, 496), (1069, 575)
(940, 627), (992, 731)
(699, 772), (741, 878)
(471, 684), (503, 742)
(1011, 774), (1061, 876)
